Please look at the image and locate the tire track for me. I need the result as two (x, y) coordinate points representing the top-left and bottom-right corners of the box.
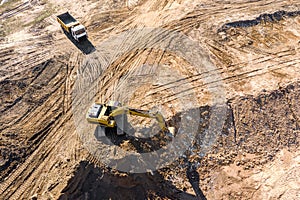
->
(150, 60), (300, 106)
(84, 0), (300, 108)
(2, 111), (71, 199)
(0, 64), (73, 199)
(144, 47), (299, 98)
(0, 1), (32, 20)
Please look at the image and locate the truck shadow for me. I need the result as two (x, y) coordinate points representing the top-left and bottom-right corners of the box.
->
(62, 29), (96, 55)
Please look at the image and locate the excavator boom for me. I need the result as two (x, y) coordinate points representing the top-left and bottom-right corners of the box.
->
(109, 107), (168, 132)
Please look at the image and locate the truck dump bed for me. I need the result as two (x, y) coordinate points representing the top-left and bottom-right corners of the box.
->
(57, 12), (79, 32)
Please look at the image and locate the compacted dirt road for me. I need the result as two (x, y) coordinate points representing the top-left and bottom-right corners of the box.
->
(0, 0), (300, 199)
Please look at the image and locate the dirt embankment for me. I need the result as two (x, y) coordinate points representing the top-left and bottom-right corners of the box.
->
(0, 0), (300, 199)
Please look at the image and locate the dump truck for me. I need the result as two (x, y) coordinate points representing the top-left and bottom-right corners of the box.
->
(86, 100), (175, 135)
(57, 12), (87, 42)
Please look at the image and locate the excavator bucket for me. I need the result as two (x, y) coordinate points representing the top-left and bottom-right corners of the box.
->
(167, 127), (176, 136)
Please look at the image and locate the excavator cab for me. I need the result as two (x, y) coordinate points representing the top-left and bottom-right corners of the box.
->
(87, 103), (102, 119)
(86, 102), (119, 127)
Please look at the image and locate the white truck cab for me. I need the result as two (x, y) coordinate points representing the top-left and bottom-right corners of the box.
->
(71, 24), (87, 41)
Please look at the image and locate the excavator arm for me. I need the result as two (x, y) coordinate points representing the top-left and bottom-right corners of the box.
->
(109, 107), (168, 132)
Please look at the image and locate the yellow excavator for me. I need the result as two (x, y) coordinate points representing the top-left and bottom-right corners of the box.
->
(86, 100), (174, 135)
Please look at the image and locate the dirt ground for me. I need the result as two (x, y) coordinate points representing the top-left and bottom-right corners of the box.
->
(0, 0), (300, 199)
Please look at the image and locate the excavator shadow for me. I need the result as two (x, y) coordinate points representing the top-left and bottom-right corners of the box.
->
(59, 161), (203, 200)
(62, 29), (96, 55)
(94, 124), (174, 153)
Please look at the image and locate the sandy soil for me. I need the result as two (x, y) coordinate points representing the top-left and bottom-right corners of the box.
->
(0, 0), (299, 199)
